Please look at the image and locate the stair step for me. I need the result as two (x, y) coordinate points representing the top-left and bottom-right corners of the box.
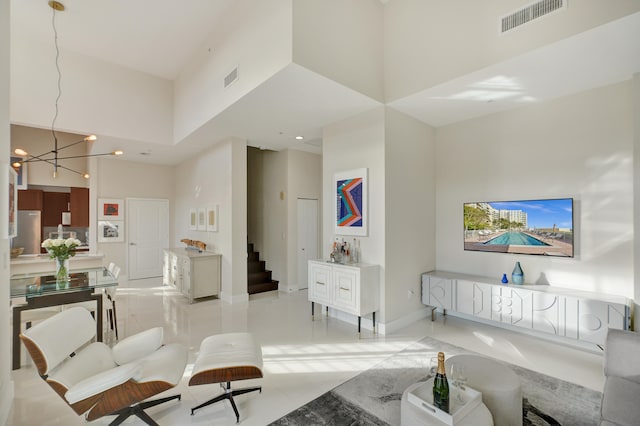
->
(248, 280), (279, 294)
(249, 271), (272, 285)
(248, 260), (266, 273)
(247, 243), (254, 253)
(248, 251), (260, 261)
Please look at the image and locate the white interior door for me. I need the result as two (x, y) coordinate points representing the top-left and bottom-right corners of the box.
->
(297, 198), (318, 290)
(127, 198), (169, 280)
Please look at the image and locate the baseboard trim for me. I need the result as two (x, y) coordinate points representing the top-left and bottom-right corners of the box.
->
(380, 307), (431, 335)
(0, 379), (15, 425)
(317, 307), (432, 336)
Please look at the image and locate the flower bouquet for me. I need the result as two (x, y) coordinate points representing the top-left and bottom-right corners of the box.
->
(41, 238), (82, 283)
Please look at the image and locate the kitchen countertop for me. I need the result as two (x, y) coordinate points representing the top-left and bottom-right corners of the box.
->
(11, 252), (104, 265)
(10, 252), (106, 276)
(164, 248), (221, 258)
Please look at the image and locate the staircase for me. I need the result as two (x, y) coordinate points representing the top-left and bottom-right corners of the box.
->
(248, 243), (279, 294)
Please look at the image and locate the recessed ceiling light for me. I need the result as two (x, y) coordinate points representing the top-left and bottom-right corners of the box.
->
(295, 136), (304, 140)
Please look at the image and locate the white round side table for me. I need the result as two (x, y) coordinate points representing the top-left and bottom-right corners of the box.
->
(446, 354), (522, 426)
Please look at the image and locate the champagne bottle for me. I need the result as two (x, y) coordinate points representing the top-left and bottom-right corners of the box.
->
(433, 352), (450, 413)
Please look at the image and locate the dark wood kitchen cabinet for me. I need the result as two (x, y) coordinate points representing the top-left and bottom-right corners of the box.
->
(70, 187), (89, 227)
(18, 189), (43, 210)
(42, 192), (70, 227)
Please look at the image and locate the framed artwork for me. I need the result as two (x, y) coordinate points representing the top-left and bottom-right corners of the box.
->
(98, 220), (124, 243)
(335, 168), (368, 236)
(206, 205), (219, 232)
(197, 208), (206, 231)
(189, 208), (198, 230)
(8, 166), (17, 238)
(98, 198), (124, 220)
(10, 157), (27, 190)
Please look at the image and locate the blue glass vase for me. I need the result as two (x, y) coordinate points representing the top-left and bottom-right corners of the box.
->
(511, 261), (524, 285)
(501, 273), (508, 284)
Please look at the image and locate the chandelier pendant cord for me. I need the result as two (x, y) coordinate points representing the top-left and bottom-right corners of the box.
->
(51, 5), (62, 175)
(12, 1), (123, 179)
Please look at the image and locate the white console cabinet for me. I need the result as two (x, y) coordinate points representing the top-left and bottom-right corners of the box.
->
(422, 271), (631, 348)
(308, 260), (380, 333)
(163, 249), (221, 303)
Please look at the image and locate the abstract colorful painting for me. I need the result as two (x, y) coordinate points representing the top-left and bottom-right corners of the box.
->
(335, 168), (368, 236)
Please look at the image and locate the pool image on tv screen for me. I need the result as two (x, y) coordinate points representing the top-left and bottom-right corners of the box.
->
(463, 198), (573, 257)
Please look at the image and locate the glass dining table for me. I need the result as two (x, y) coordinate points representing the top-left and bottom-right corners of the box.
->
(10, 266), (118, 370)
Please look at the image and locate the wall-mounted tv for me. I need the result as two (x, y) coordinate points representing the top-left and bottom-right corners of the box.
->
(464, 198), (574, 257)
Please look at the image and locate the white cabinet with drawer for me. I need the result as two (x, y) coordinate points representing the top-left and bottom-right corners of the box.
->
(163, 249), (221, 303)
(308, 260), (380, 333)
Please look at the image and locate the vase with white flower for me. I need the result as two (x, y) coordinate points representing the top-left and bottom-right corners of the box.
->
(41, 238), (82, 284)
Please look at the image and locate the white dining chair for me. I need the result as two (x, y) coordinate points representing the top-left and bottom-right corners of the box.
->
(63, 262), (120, 340)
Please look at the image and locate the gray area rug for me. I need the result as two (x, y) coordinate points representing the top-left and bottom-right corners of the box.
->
(270, 336), (602, 425)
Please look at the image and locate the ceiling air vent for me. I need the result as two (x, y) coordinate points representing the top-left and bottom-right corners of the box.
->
(501, 0), (566, 33)
(224, 66), (239, 88)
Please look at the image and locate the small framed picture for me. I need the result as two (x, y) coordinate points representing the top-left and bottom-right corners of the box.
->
(98, 198), (124, 220)
(98, 220), (124, 243)
(335, 168), (368, 236)
(197, 208), (206, 231)
(206, 205), (218, 232)
(189, 208), (197, 230)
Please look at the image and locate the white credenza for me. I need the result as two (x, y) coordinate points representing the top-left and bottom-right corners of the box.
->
(308, 260), (380, 333)
(163, 248), (221, 303)
(422, 270), (631, 348)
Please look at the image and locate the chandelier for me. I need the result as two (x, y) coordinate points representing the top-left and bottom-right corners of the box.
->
(12, 1), (123, 179)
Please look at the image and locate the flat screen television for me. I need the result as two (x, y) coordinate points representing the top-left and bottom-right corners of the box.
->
(463, 198), (573, 257)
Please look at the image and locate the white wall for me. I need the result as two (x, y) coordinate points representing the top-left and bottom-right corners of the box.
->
(436, 82), (634, 298)
(11, 125), (90, 187)
(11, 39), (173, 145)
(383, 0), (640, 101)
(286, 149), (322, 291)
(174, 138), (247, 303)
(261, 150), (288, 288)
(384, 107), (435, 325)
(323, 107), (386, 319)
(94, 158), (175, 277)
(0, 0), (14, 421)
(633, 73), (640, 319)
(173, 0), (292, 142)
(247, 147), (264, 253)
(230, 138), (248, 302)
(293, 0), (384, 102)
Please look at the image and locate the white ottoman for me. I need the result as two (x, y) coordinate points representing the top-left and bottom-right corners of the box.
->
(446, 354), (522, 426)
(189, 332), (264, 423)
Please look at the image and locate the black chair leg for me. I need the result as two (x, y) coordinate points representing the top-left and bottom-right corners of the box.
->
(108, 394), (181, 426)
(191, 382), (262, 423)
(111, 301), (119, 340)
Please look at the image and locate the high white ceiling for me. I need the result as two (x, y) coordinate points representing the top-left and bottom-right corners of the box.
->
(10, 1), (640, 165)
(11, 0), (237, 80)
(389, 11), (640, 127)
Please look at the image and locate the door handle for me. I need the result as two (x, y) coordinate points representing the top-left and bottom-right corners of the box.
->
(130, 242), (136, 246)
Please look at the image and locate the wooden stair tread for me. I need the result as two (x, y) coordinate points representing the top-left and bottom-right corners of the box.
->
(247, 243), (278, 295)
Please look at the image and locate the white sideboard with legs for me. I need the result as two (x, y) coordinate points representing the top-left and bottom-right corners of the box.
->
(308, 260), (380, 334)
(422, 270), (631, 349)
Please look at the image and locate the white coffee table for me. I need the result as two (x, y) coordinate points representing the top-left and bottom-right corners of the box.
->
(401, 381), (493, 426)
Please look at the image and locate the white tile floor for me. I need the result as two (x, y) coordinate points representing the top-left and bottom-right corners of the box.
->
(8, 277), (604, 425)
